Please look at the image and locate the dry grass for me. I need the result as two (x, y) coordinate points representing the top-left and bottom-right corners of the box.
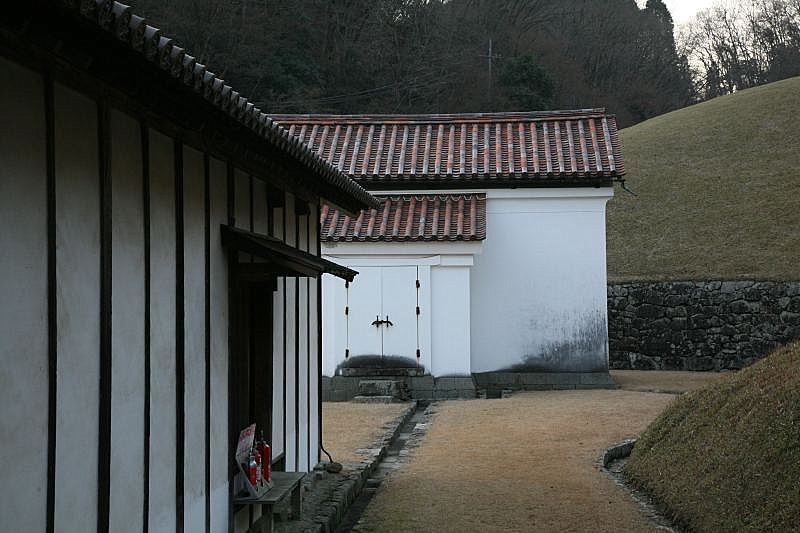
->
(357, 390), (674, 532)
(625, 341), (800, 532)
(607, 76), (800, 282)
(321, 402), (409, 465)
(612, 369), (725, 394)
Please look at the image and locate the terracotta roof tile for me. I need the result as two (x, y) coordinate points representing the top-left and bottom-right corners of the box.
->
(271, 111), (624, 186)
(321, 194), (486, 242)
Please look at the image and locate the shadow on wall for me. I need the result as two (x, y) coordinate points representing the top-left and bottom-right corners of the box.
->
(335, 354), (425, 374)
(508, 311), (609, 372)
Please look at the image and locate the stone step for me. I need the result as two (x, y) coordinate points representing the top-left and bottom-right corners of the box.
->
(352, 395), (397, 404)
(357, 379), (411, 400)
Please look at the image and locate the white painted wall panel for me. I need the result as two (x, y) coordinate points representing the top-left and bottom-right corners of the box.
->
(0, 60), (48, 533)
(322, 274), (347, 376)
(470, 192), (612, 373)
(147, 129), (177, 532)
(417, 265), (433, 373)
(183, 146), (206, 532)
(308, 208), (320, 466)
(298, 278), (309, 471)
(297, 217), (309, 471)
(271, 206), (285, 459)
(53, 84), (100, 532)
(284, 194), (297, 471)
(109, 109), (145, 533)
(430, 265), (471, 375)
(208, 157), (229, 532)
(308, 278), (320, 467)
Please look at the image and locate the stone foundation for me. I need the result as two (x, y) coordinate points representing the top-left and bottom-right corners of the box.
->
(321, 371), (616, 401)
(472, 371), (616, 392)
(322, 375), (476, 401)
(608, 281), (800, 370)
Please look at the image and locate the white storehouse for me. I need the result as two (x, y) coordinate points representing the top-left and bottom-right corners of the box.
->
(272, 112), (625, 396)
(0, 3), (375, 533)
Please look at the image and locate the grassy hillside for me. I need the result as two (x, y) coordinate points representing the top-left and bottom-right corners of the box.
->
(624, 341), (800, 531)
(607, 77), (800, 282)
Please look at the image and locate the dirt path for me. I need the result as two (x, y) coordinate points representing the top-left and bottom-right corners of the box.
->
(322, 403), (409, 465)
(354, 390), (675, 532)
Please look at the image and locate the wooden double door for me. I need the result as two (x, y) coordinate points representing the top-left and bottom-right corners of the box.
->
(345, 266), (420, 359)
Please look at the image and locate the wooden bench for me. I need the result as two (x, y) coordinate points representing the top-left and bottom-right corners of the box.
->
(234, 471), (305, 533)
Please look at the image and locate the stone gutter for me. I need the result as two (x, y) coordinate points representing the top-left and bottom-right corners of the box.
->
(281, 401), (418, 533)
(600, 438), (681, 533)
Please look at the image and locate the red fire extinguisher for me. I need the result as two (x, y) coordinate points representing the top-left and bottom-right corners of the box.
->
(257, 431), (271, 483)
(254, 446), (263, 486)
(247, 449), (258, 488)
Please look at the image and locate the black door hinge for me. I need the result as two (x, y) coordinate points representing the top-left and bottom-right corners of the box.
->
(416, 306), (420, 315)
(416, 279), (420, 289)
(416, 349), (421, 358)
(344, 306), (349, 316)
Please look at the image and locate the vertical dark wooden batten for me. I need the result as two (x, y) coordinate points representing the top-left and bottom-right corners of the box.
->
(97, 99), (113, 533)
(225, 162), (235, 533)
(140, 122), (151, 533)
(44, 72), (57, 533)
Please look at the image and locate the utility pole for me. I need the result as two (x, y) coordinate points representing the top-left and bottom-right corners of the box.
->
(481, 39), (501, 108)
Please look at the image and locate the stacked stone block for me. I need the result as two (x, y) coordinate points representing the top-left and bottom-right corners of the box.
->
(608, 281), (800, 370)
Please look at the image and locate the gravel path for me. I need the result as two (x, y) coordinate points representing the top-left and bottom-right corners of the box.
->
(354, 390), (676, 532)
(322, 403), (410, 465)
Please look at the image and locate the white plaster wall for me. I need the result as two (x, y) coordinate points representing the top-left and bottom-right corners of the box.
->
(109, 109), (145, 533)
(208, 156), (230, 532)
(147, 129), (178, 532)
(53, 83), (100, 532)
(321, 274), (346, 377)
(284, 194), (297, 471)
(297, 216), (309, 471)
(430, 265), (471, 376)
(470, 189), (613, 373)
(298, 277), (310, 471)
(308, 208), (320, 467)
(182, 146), (206, 532)
(0, 60), (48, 533)
(417, 265), (432, 374)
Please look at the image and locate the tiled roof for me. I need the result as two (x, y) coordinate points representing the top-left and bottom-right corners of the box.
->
(321, 194), (486, 242)
(271, 111), (624, 186)
(52, 0), (376, 210)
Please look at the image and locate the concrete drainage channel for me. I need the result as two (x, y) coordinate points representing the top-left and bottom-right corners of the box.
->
(601, 439), (681, 533)
(277, 400), (429, 532)
(334, 401), (432, 533)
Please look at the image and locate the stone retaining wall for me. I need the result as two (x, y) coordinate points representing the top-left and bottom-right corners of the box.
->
(608, 281), (800, 370)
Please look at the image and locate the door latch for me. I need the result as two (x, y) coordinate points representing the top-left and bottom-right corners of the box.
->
(371, 315), (394, 327)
